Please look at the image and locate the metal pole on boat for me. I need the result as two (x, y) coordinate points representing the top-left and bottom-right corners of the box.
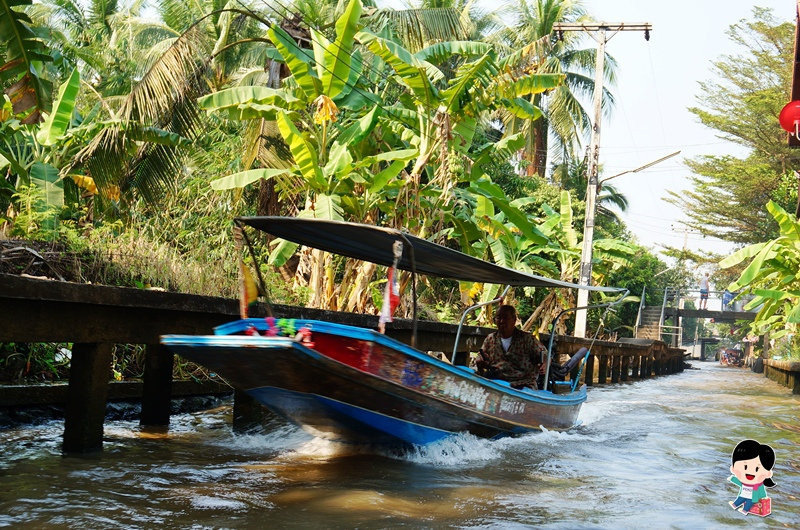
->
(396, 233), (418, 349)
(544, 291), (629, 391)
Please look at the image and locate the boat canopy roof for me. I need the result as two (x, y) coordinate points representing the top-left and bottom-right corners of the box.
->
(236, 216), (625, 293)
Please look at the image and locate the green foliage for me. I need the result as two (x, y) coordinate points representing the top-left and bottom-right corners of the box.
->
(667, 8), (797, 246)
(0, 342), (70, 383)
(490, 0), (612, 176)
(10, 183), (60, 239)
(0, 0), (54, 121)
(719, 201), (800, 339)
(769, 336), (800, 361)
(0, 0), (651, 340)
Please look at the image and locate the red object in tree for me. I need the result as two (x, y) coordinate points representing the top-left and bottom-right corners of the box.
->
(779, 101), (800, 133)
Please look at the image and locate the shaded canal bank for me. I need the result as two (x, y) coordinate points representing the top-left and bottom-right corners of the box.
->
(1, 362), (798, 529)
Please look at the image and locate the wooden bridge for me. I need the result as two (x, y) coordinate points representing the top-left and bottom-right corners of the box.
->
(1, 273), (685, 452)
(635, 286), (757, 345)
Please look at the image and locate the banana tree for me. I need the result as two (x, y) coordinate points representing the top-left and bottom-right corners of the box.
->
(197, 0), (424, 310)
(352, 28), (564, 244)
(0, 0), (54, 123)
(719, 201), (800, 341)
(1, 69), (80, 233)
(521, 190), (635, 333)
(199, 0), (572, 314)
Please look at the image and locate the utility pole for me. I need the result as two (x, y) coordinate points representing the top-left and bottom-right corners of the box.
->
(671, 225), (697, 253)
(553, 22), (652, 338)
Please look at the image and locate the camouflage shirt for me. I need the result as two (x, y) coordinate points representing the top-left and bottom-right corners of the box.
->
(477, 328), (546, 389)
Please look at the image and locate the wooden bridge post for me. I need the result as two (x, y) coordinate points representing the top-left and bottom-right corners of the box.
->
(63, 342), (113, 452)
(611, 355), (621, 384)
(639, 354), (649, 378)
(629, 355), (640, 379)
(621, 355), (630, 382)
(140, 343), (174, 426)
(598, 355), (608, 384)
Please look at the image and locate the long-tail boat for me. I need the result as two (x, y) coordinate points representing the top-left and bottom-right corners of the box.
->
(161, 217), (627, 445)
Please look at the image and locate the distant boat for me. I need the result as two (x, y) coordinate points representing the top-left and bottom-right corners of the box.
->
(161, 217), (627, 445)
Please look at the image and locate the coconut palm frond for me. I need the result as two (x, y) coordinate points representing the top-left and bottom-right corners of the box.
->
(157, 0), (202, 33)
(598, 182), (629, 212)
(547, 84), (589, 142)
(131, 22), (181, 49)
(35, 0), (87, 36)
(69, 23), (212, 199)
(124, 140), (188, 204)
(560, 69), (594, 101)
(368, 8), (467, 52)
(124, 25), (211, 124)
(596, 205), (622, 225)
(560, 47), (618, 87)
(243, 118), (294, 171)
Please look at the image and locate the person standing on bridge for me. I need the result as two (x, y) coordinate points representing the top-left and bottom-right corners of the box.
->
(699, 272), (710, 310)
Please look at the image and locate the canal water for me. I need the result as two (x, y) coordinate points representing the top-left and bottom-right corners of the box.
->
(1, 363), (798, 529)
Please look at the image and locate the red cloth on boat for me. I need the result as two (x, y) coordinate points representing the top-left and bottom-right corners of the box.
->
(476, 329), (545, 389)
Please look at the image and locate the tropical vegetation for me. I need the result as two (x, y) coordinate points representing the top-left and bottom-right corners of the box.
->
(720, 201), (800, 357)
(667, 7), (799, 248)
(7, 0), (746, 387)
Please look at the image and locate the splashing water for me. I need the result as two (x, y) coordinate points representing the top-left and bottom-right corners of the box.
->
(2, 364), (800, 529)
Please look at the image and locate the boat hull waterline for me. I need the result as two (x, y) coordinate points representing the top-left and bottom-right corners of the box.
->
(161, 319), (586, 445)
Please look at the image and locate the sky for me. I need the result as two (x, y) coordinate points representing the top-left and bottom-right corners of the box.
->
(580, 0), (795, 262)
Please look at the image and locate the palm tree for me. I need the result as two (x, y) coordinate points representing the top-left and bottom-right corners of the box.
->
(551, 155), (628, 226)
(62, 0), (276, 209)
(489, 0), (616, 178)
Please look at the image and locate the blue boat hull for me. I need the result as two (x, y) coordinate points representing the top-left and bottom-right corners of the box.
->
(162, 319), (586, 445)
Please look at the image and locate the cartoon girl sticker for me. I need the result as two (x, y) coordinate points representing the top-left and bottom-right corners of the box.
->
(728, 439), (776, 517)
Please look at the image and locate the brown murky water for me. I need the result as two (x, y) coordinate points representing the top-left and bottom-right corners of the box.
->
(1, 363), (799, 529)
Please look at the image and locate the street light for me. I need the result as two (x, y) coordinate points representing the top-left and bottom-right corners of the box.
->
(573, 150), (681, 338)
(598, 150), (682, 186)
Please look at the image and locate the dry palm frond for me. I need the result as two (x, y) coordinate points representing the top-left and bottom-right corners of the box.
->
(498, 34), (551, 77)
